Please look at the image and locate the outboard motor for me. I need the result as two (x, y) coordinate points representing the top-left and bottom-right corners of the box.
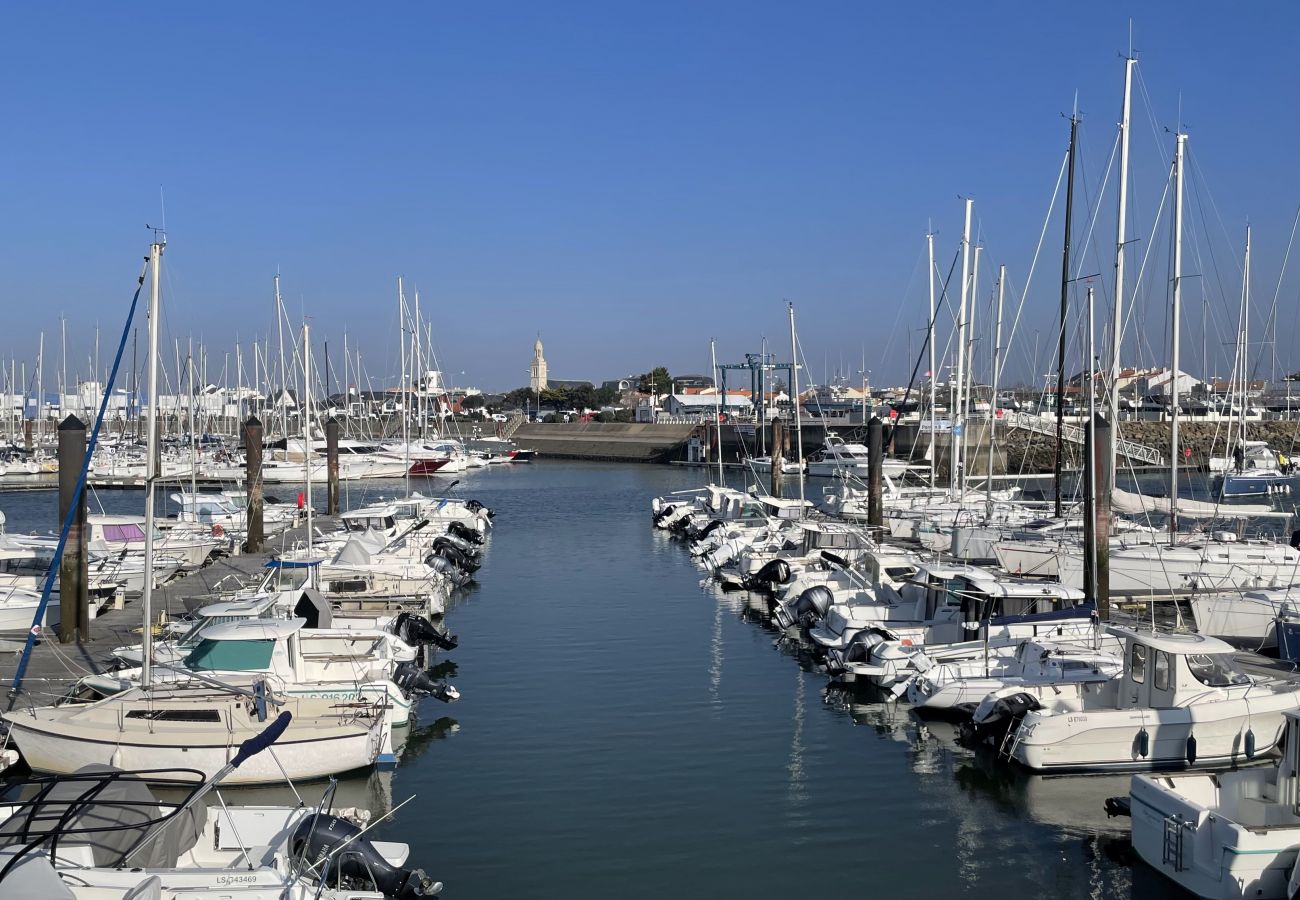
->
(426, 554), (471, 588)
(448, 520), (485, 546)
(292, 814), (442, 898)
(1290, 529), (1300, 551)
(434, 544), (481, 574)
(960, 691), (1041, 748)
(432, 534), (482, 561)
(464, 498), (494, 520)
(393, 661), (460, 703)
(742, 558), (793, 593)
(791, 584), (833, 624)
(686, 519), (725, 544)
(387, 612), (459, 652)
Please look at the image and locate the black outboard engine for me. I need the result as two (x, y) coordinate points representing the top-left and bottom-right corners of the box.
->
(432, 534), (482, 562)
(291, 813), (441, 898)
(686, 519), (725, 544)
(426, 554), (471, 588)
(959, 692), (1041, 748)
(387, 612), (459, 652)
(743, 559), (793, 593)
(433, 544), (481, 574)
(393, 661), (460, 703)
(790, 584), (833, 625)
(448, 521), (485, 545)
(1291, 528), (1300, 551)
(464, 498), (494, 520)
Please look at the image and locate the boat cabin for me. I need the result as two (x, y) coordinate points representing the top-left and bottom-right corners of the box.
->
(1111, 628), (1253, 710)
(340, 505), (399, 533)
(900, 563), (1090, 643)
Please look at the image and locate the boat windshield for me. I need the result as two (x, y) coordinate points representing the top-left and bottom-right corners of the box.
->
(1186, 653), (1253, 687)
(185, 637), (275, 672)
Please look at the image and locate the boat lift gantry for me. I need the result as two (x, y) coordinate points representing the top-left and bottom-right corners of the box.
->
(716, 352), (796, 433)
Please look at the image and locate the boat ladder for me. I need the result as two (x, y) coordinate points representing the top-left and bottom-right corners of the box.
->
(1000, 411), (1164, 466)
(998, 723), (1024, 761)
(1162, 814), (1190, 871)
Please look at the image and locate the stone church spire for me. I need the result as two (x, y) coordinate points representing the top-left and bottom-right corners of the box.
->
(529, 334), (548, 392)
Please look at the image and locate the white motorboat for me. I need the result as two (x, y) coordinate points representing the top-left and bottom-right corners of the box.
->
(983, 627), (1300, 772)
(1123, 708), (1300, 899)
(906, 634), (1124, 711)
(0, 586), (58, 636)
(87, 514), (219, 572)
(805, 432), (909, 478)
(78, 618), (457, 726)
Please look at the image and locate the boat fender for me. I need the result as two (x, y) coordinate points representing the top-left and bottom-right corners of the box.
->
(290, 813), (441, 899)
(1186, 734), (1197, 765)
(1245, 728), (1256, 760)
(1136, 728), (1149, 759)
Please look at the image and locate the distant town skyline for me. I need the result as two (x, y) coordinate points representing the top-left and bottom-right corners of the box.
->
(3, 3), (1299, 395)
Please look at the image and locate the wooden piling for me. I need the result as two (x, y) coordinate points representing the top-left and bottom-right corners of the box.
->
(57, 415), (88, 642)
(770, 418), (786, 496)
(868, 416), (883, 528)
(243, 416), (264, 553)
(326, 416), (340, 516)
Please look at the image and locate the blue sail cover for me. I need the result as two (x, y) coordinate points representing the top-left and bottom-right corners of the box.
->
(989, 600), (1096, 627)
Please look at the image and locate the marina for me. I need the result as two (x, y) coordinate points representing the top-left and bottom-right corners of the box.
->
(9, 5), (1300, 899)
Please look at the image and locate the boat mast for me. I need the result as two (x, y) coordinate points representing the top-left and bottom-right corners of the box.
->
(414, 289), (423, 439)
(188, 340), (198, 507)
(303, 320), (314, 557)
(988, 264), (1006, 508)
(1239, 225), (1251, 449)
(927, 229), (937, 490)
(141, 236), (164, 689)
(274, 274), (289, 444)
(1055, 111), (1079, 518)
(1085, 285), (1098, 598)
(711, 338), (724, 484)
(951, 199), (973, 494)
(965, 245), (981, 480)
(1169, 131), (1187, 541)
(788, 302), (805, 509)
(1108, 55), (1135, 492)
(398, 279), (410, 497)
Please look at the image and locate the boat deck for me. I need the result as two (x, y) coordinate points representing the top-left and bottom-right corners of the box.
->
(0, 515), (337, 713)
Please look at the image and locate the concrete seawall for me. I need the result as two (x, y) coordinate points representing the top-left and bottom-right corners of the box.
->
(512, 423), (698, 462)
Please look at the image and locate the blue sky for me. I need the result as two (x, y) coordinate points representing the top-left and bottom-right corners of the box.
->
(2, 3), (1298, 394)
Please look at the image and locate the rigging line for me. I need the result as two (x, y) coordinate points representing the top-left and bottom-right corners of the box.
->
(1257, 204), (1300, 383)
(1002, 148), (1070, 364)
(894, 243), (962, 425)
(1122, 159), (1174, 365)
(9, 254), (150, 700)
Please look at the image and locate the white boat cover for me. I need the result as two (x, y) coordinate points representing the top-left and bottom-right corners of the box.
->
(1110, 486), (1280, 518)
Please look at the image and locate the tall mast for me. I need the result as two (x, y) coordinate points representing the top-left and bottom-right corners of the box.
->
(398, 279), (410, 497)
(965, 245), (982, 478)
(303, 321), (314, 556)
(274, 274), (289, 444)
(788, 302), (804, 510)
(141, 236), (164, 689)
(1169, 131), (1187, 541)
(1239, 225), (1251, 448)
(951, 199), (973, 493)
(414, 289), (423, 439)
(1055, 112), (1079, 518)
(927, 230), (937, 489)
(188, 340), (197, 505)
(1108, 55), (1136, 491)
(989, 264), (1006, 508)
(1085, 285), (1098, 598)
(711, 338), (724, 484)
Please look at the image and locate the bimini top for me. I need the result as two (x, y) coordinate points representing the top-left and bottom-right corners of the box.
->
(1105, 626), (1237, 655)
(195, 594), (279, 618)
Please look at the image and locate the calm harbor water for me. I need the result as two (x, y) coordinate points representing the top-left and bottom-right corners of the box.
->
(0, 463), (1212, 897)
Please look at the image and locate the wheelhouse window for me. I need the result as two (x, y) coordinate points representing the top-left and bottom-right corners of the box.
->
(1186, 653), (1252, 687)
(1130, 644), (1146, 683)
(1153, 650), (1171, 691)
(102, 524), (146, 542)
